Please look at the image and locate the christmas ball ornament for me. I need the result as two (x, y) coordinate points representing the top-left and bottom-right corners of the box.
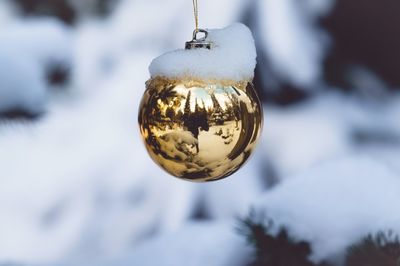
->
(138, 16), (262, 182)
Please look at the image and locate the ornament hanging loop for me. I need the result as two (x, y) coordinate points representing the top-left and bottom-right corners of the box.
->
(185, 28), (212, 50)
(192, 28), (208, 41)
(186, 0), (212, 50)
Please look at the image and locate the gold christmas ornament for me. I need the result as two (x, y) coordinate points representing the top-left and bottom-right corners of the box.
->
(139, 77), (262, 182)
(138, 1), (262, 182)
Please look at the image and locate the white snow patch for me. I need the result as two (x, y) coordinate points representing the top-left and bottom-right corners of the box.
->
(149, 23), (256, 82)
(0, 51), (46, 113)
(106, 222), (252, 266)
(0, 18), (74, 113)
(254, 156), (400, 263)
(257, 0), (327, 87)
(0, 0), (17, 25)
(262, 95), (353, 178)
(0, 18), (73, 68)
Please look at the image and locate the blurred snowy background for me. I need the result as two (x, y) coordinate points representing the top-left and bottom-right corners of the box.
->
(1, 0), (400, 265)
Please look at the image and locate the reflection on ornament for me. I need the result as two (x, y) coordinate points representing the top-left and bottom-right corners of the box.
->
(138, 77), (262, 182)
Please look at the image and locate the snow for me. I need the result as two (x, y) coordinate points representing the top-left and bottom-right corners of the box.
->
(261, 94), (353, 177)
(0, 18), (73, 68)
(259, 91), (400, 178)
(0, 0), (16, 25)
(149, 23), (257, 82)
(102, 222), (252, 266)
(256, 0), (329, 87)
(0, 51), (46, 113)
(0, 18), (73, 113)
(254, 156), (400, 263)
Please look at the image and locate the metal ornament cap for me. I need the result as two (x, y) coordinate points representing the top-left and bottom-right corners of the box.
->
(185, 29), (213, 50)
(138, 77), (263, 182)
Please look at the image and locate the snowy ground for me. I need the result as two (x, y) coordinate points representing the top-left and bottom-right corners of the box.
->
(0, 0), (399, 265)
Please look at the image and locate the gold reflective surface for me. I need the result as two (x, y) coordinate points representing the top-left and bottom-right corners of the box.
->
(138, 77), (263, 182)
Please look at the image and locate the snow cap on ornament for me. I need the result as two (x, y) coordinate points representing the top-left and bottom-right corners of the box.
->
(149, 23), (257, 83)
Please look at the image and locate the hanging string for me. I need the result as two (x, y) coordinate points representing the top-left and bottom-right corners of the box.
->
(192, 0), (199, 31)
